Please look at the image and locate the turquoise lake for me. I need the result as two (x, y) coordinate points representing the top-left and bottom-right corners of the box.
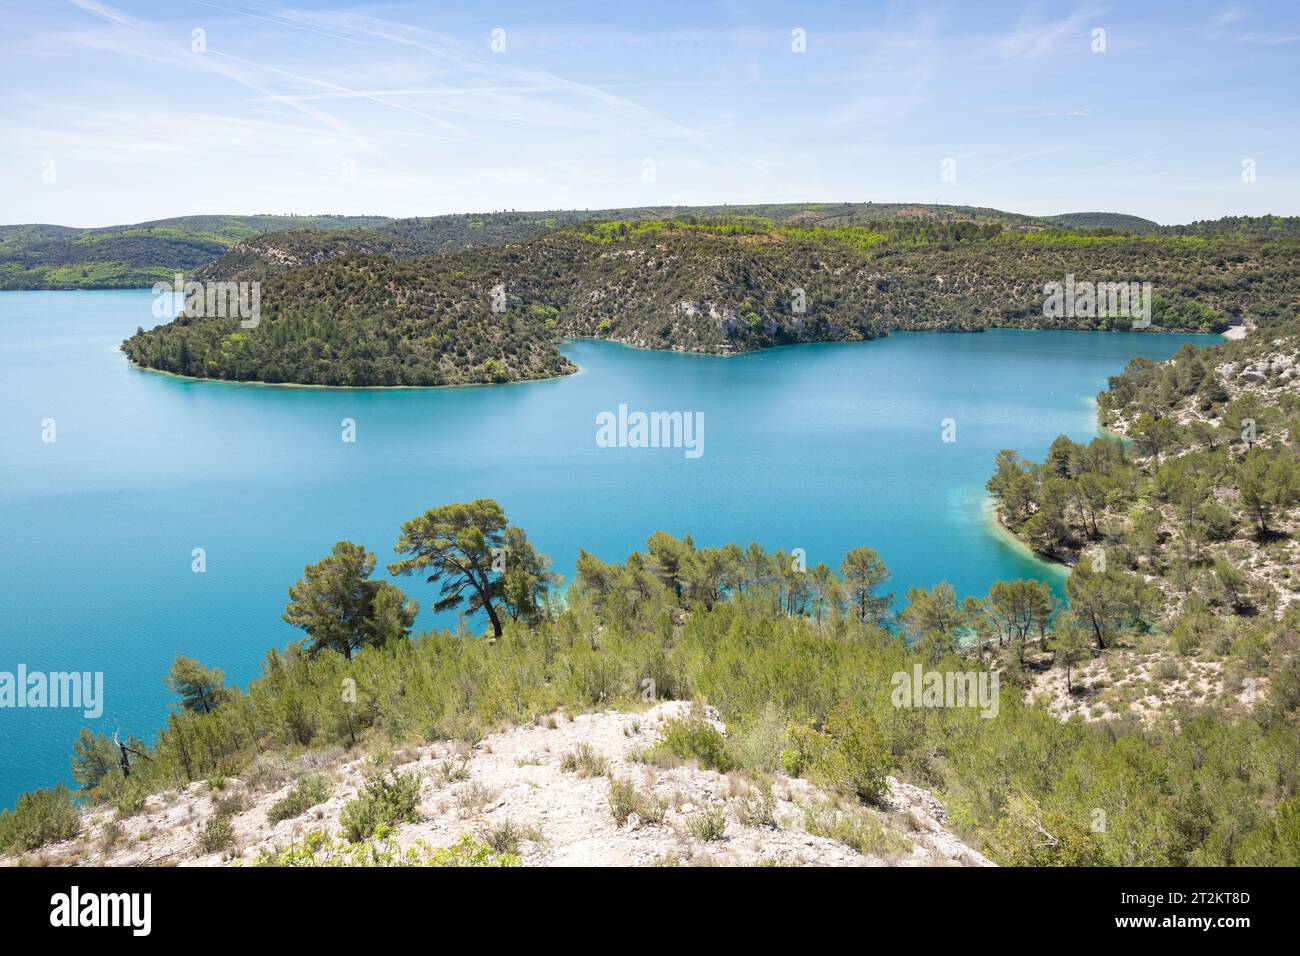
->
(0, 289), (1220, 807)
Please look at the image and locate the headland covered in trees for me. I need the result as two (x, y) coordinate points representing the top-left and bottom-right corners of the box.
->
(85, 203), (1300, 387)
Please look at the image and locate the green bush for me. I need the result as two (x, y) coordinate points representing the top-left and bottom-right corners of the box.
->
(730, 703), (790, 773)
(607, 776), (638, 826)
(0, 785), (80, 852)
(1238, 797), (1300, 866)
(112, 782), (149, 820)
(267, 774), (333, 824)
(428, 834), (521, 867)
(786, 706), (889, 805)
(982, 793), (1102, 866)
(647, 715), (734, 773)
(199, 814), (234, 854)
(340, 772), (422, 842)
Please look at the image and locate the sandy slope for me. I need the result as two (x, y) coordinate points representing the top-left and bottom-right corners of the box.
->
(10, 702), (989, 868)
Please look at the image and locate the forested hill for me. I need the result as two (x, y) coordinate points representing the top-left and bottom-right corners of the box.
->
(1039, 212), (1161, 233)
(10, 204), (1300, 292)
(123, 215), (1300, 387)
(0, 202), (1179, 291)
(124, 252), (578, 388)
(0, 215), (388, 290)
(190, 202), (1154, 283)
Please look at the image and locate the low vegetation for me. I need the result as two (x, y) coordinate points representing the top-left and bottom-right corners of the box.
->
(637, 716), (734, 773)
(0, 785), (81, 853)
(559, 744), (608, 778)
(254, 829), (519, 867)
(266, 774), (333, 824)
(607, 776), (667, 827)
(198, 814), (234, 854)
(803, 801), (913, 857)
(338, 772), (422, 842)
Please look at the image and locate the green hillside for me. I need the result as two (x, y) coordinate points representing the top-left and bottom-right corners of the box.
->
(9, 203), (1292, 291)
(123, 216), (1300, 387)
(1041, 212), (1162, 233)
(0, 215), (389, 289)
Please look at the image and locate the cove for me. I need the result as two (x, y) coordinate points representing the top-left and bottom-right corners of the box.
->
(0, 289), (1220, 807)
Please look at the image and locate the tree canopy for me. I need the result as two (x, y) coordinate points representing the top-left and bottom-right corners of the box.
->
(388, 500), (557, 640)
(283, 541), (418, 660)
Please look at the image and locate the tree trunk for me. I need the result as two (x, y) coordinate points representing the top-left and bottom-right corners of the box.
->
(463, 563), (505, 640)
(484, 599), (504, 639)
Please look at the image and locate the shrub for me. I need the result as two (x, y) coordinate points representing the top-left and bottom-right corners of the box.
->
(434, 755), (470, 786)
(786, 705), (889, 805)
(113, 781), (149, 820)
(339, 772), (422, 842)
(686, 808), (728, 842)
(559, 743), (608, 777)
(646, 715), (733, 772)
(730, 703), (789, 773)
(1153, 659), (1182, 683)
(605, 780), (637, 832)
(780, 747), (806, 777)
(982, 793), (1102, 866)
(98, 820), (125, 852)
(212, 789), (249, 818)
(0, 785), (81, 852)
(199, 814), (234, 853)
(1237, 797), (1300, 866)
(267, 774), (333, 824)
(454, 782), (497, 819)
(607, 776), (666, 826)
(730, 782), (777, 828)
(803, 802), (911, 856)
(428, 834), (520, 867)
(1198, 502), (1237, 541)
(483, 819), (543, 855)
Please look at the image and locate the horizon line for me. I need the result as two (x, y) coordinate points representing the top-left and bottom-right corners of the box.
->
(6, 201), (1297, 232)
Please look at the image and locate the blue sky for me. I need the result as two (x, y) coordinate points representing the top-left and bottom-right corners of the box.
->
(1, 0), (1297, 226)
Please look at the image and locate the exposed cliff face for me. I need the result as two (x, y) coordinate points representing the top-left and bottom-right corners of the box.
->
(7, 702), (989, 868)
